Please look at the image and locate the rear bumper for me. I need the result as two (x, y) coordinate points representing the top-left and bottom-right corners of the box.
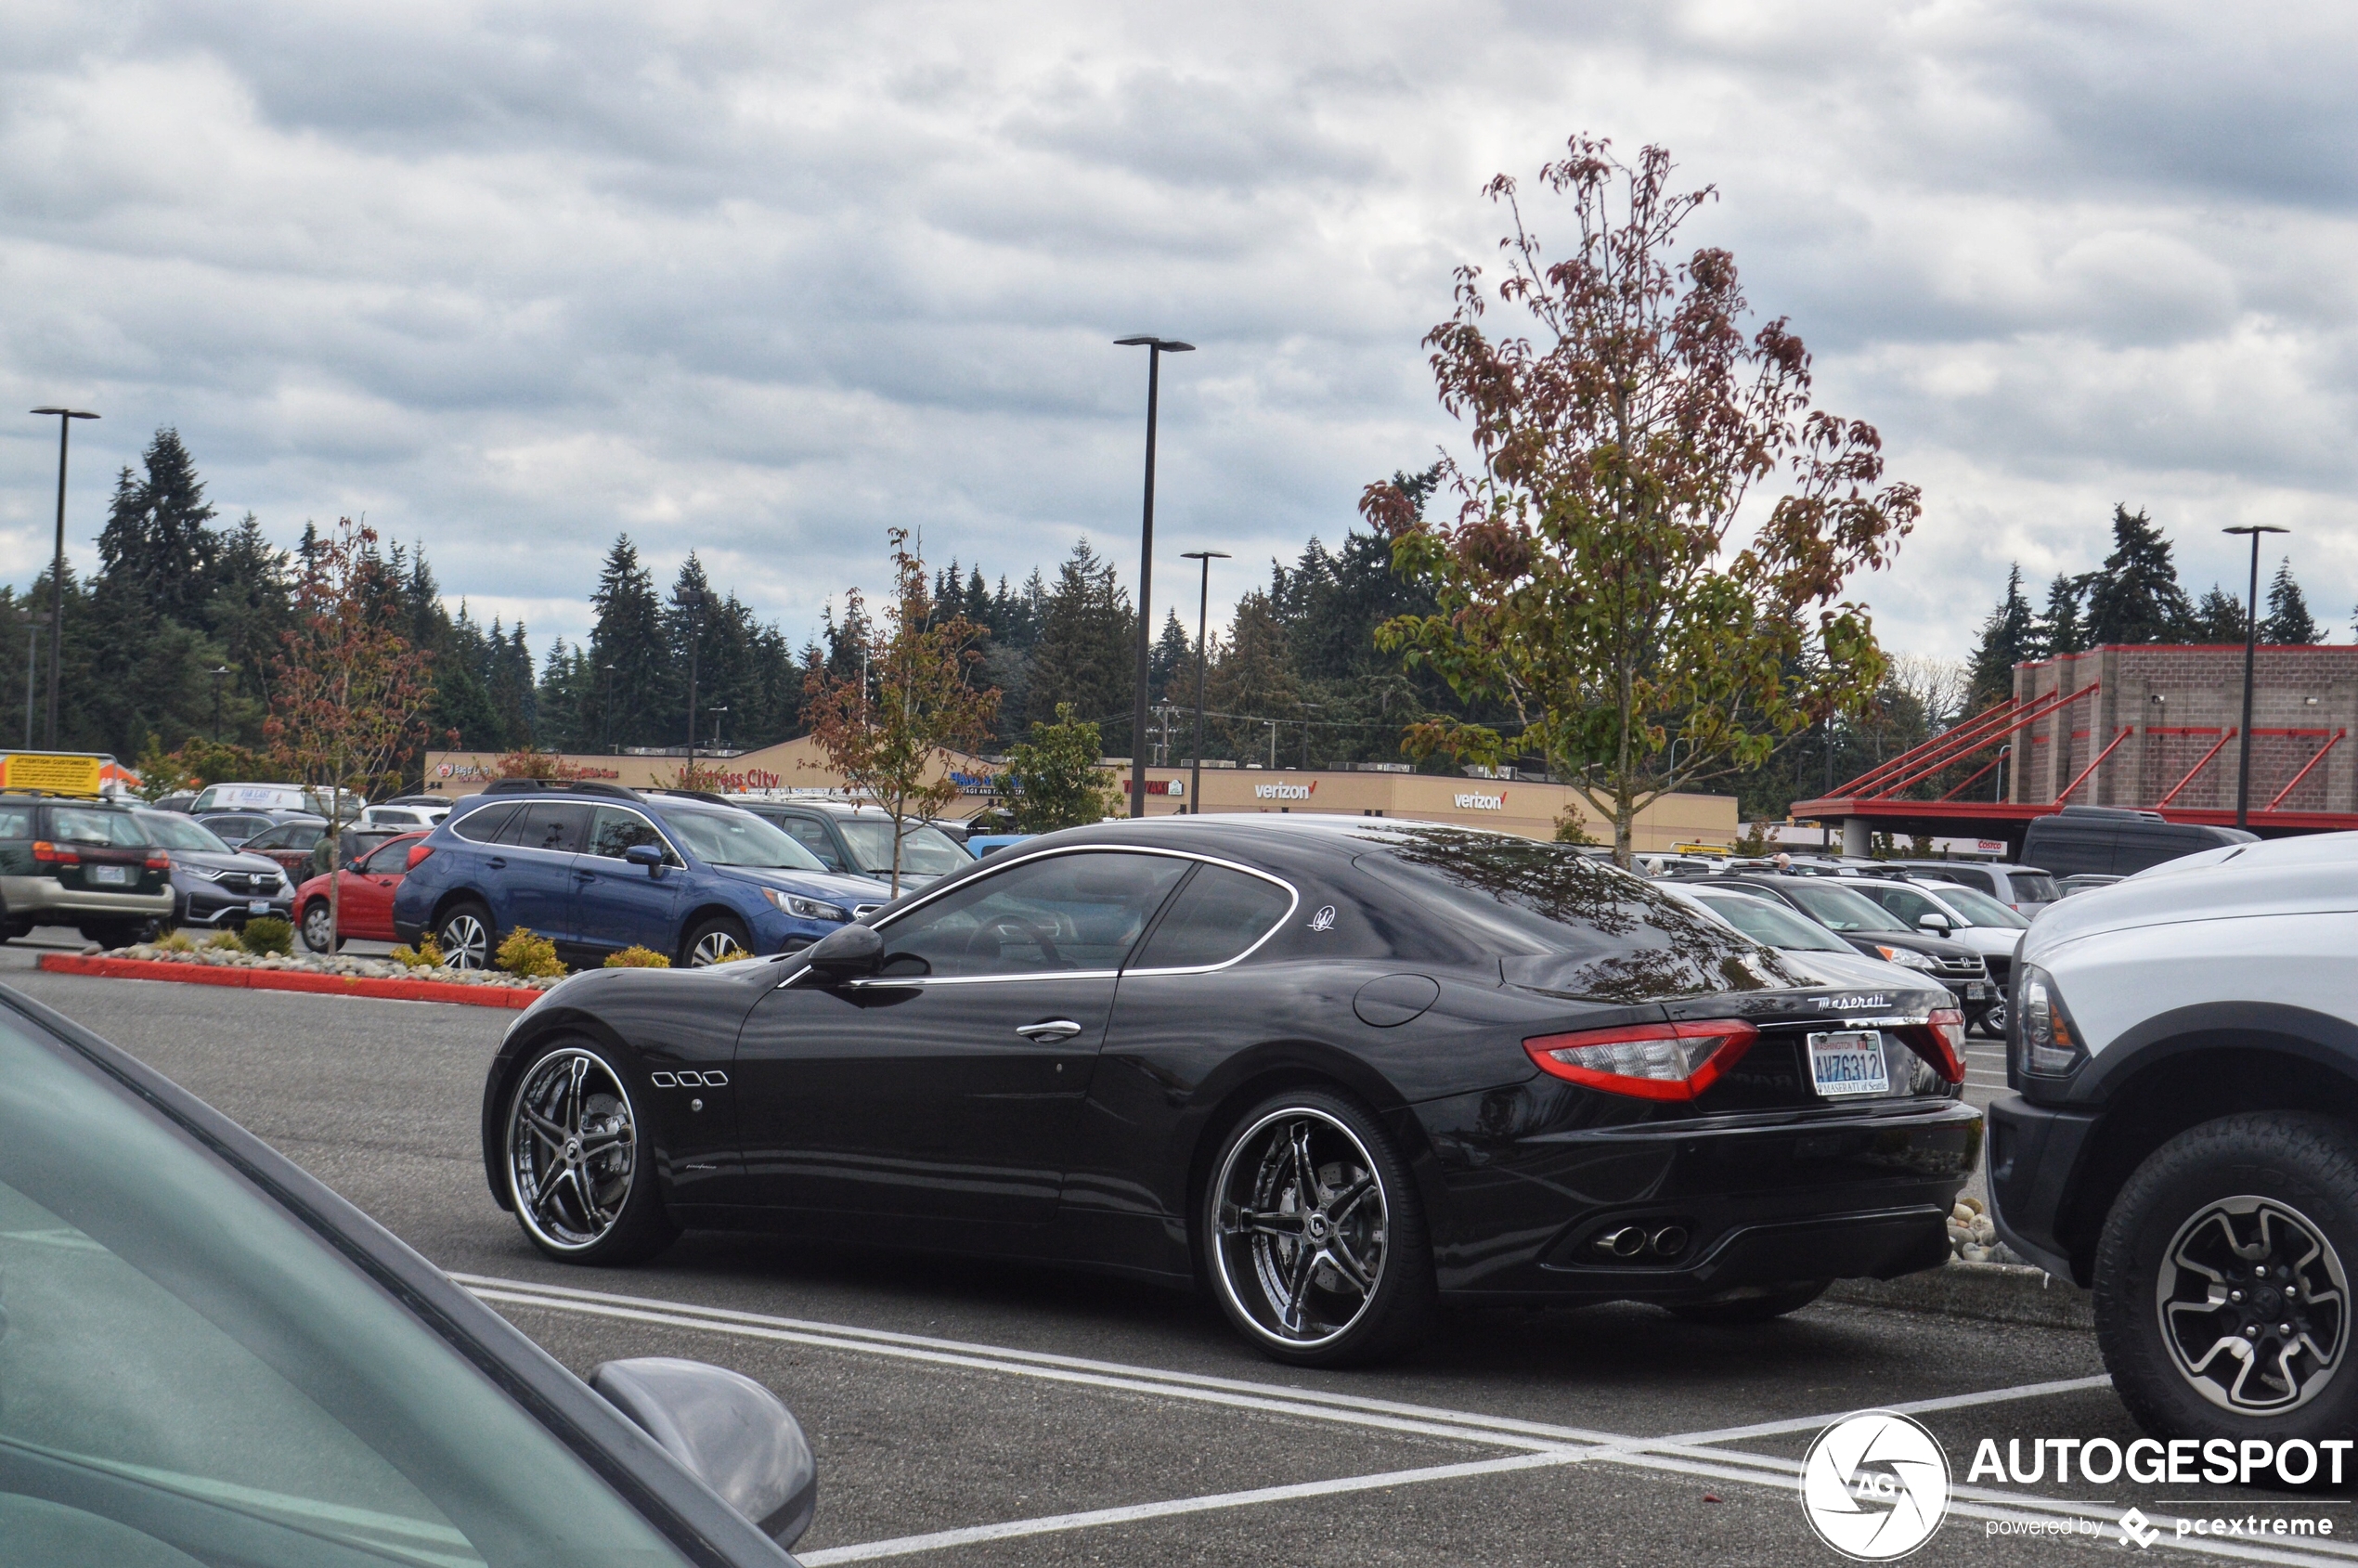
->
(1985, 1092), (2098, 1284)
(0, 875), (175, 922)
(1419, 1094), (1982, 1303)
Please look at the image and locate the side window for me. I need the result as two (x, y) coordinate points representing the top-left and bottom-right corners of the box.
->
(1872, 887), (1942, 928)
(360, 839), (415, 874)
(494, 802), (591, 854)
(0, 803), (36, 840)
(1941, 868), (1995, 896)
(1128, 863), (1295, 971)
(587, 807), (670, 862)
(449, 803), (518, 844)
(779, 815), (842, 868)
(875, 851), (1189, 978)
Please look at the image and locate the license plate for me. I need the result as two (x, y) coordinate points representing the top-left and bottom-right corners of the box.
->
(249, 901), (272, 914)
(1966, 981), (1990, 1000)
(1808, 1030), (1890, 1098)
(91, 865), (127, 886)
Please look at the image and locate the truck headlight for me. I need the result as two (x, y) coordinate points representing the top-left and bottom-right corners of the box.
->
(2015, 964), (2087, 1078)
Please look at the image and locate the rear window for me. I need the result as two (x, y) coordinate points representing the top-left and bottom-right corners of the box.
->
(48, 808), (145, 848)
(0, 804), (32, 841)
(449, 803), (519, 844)
(2006, 872), (2059, 904)
(1353, 828), (1806, 1003)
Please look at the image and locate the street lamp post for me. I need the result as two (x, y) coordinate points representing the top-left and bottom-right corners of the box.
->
(21, 612), (46, 748)
(208, 665), (230, 742)
(601, 664), (616, 753)
(1298, 703), (1321, 770)
(2224, 525), (2289, 829)
(29, 408), (97, 747)
(1178, 550), (1227, 814)
(1994, 744), (2011, 804)
(709, 706), (729, 751)
(1114, 335), (1194, 817)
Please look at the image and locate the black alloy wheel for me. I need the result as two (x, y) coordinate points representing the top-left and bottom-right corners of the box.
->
(2098, 1113), (2358, 1439)
(1204, 1088), (1435, 1367)
(436, 901), (494, 970)
(504, 1042), (677, 1265)
(300, 899), (345, 953)
(682, 914), (752, 968)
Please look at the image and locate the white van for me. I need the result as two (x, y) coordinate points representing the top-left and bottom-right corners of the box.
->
(190, 783), (366, 818)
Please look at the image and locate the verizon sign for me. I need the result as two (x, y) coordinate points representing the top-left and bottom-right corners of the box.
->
(1253, 781), (1316, 801)
(1454, 791), (1506, 811)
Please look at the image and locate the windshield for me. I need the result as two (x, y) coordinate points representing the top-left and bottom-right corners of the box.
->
(832, 818), (972, 876)
(0, 1013), (692, 1567)
(2010, 872), (2060, 904)
(1925, 882), (2030, 929)
(1779, 880), (1911, 934)
(1690, 890), (1852, 952)
(135, 812), (234, 854)
(1352, 827), (1807, 1003)
(660, 807), (827, 871)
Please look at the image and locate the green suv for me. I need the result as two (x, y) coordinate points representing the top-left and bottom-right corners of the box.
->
(0, 796), (175, 945)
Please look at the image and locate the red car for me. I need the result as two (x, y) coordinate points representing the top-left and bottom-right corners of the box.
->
(296, 832), (429, 952)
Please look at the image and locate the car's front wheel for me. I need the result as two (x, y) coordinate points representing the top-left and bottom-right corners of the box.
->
(300, 899), (344, 953)
(503, 1041), (678, 1265)
(2096, 1112), (2358, 1442)
(681, 914), (752, 967)
(436, 900), (494, 970)
(1202, 1088), (1436, 1367)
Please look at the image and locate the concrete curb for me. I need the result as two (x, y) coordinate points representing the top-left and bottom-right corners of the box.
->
(1829, 1260), (2093, 1331)
(38, 952), (546, 1010)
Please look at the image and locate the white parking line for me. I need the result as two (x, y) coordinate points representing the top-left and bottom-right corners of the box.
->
(463, 1276), (2356, 1566)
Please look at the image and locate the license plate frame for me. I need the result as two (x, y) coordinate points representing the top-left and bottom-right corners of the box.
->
(249, 901), (272, 914)
(90, 864), (128, 886)
(1807, 1030), (1890, 1098)
(1965, 981), (1990, 1000)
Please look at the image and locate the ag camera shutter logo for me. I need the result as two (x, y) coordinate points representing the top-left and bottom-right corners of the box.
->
(1799, 1410), (1950, 1560)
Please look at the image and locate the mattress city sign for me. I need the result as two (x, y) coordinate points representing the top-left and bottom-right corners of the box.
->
(1253, 780), (1317, 801)
(1454, 791), (1506, 810)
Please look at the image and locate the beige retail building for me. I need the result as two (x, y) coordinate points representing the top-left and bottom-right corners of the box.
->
(420, 737), (1737, 851)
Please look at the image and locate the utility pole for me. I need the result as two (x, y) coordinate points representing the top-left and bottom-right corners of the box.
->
(1114, 335), (1194, 815)
(685, 595), (701, 778)
(1179, 550), (1226, 814)
(29, 407), (97, 748)
(2224, 525), (2288, 829)
(22, 612), (44, 748)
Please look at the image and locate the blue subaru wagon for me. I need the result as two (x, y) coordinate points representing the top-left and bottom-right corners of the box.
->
(392, 781), (892, 968)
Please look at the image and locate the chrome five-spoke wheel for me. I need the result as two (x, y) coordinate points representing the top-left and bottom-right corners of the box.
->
(439, 908), (491, 970)
(688, 927), (748, 966)
(1211, 1106), (1390, 1352)
(508, 1048), (641, 1253)
(2157, 1195), (2349, 1413)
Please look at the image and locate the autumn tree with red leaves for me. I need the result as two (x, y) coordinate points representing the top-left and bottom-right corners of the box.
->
(1368, 136), (1921, 864)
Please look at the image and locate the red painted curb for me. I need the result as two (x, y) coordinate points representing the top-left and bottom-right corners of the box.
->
(36, 952), (547, 1010)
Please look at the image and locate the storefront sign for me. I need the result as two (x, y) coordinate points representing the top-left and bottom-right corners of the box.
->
(1453, 791), (1505, 810)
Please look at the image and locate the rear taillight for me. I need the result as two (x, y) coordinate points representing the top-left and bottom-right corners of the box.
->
(1912, 1007), (1966, 1083)
(145, 852), (172, 872)
(1523, 1019), (1760, 1101)
(407, 843), (435, 871)
(32, 841), (77, 865)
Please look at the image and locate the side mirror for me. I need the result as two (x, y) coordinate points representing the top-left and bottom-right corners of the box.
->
(800, 921), (882, 979)
(591, 1357), (817, 1548)
(625, 843), (666, 871)
(1916, 912), (1951, 933)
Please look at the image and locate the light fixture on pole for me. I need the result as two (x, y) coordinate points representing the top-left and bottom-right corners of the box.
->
(29, 407), (97, 748)
(1178, 550), (1228, 815)
(708, 706), (729, 751)
(1115, 335), (1194, 816)
(2223, 524), (2289, 829)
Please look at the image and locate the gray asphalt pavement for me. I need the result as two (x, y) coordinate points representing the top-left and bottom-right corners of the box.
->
(6, 940), (2346, 1566)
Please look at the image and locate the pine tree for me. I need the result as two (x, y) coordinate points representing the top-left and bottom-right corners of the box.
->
(1967, 564), (2038, 709)
(589, 536), (668, 748)
(1028, 541), (1136, 751)
(96, 429), (220, 628)
(2083, 505), (2193, 645)
(1149, 610), (1191, 702)
(2192, 586), (2248, 643)
(2039, 574), (2089, 656)
(2262, 558), (2322, 644)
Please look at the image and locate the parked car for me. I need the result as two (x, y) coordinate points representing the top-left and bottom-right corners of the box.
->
(2020, 806), (2257, 881)
(1989, 832), (2358, 1445)
(965, 832), (1035, 858)
(194, 808), (319, 849)
(2057, 873), (2122, 897)
(0, 978), (820, 1561)
(1846, 877), (2029, 1037)
(1673, 884), (1953, 995)
(1704, 873), (1999, 1031)
(395, 781), (892, 969)
(1880, 859), (2063, 914)
(483, 816), (1974, 1365)
(189, 781), (365, 817)
(728, 797), (975, 890)
(133, 809), (294, 932)
(149, 789), (199, 813)
(0, 794), (175, 945)
(236, 818), (401, 882)
(296, 831), (429, 951)
(362, 795), (452, 830)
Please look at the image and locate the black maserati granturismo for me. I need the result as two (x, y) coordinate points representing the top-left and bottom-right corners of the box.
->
(480, 817), (1978, 1365)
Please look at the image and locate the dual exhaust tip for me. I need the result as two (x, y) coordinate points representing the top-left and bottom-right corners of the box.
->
(1597, 1224), (1689, 1260)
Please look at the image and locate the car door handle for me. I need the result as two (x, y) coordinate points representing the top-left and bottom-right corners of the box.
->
(487, 857), (507, 869)
(1017, 1019), (1083, 1042)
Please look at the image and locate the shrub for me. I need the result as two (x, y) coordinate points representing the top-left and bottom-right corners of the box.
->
(388, 936), (445, 969)
(496, 927), (564, 978)
(604, 945), (671, 968)
(241, 916), (294, 956)
(157, 929), (197, 953)
(203, 928), (245, 953)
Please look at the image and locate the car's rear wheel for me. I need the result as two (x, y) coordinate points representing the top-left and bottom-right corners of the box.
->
(682, 914), (752, 967)
(300, 899), (345, 953)
(2096, 1112), (2358, 1442)
(1668, 1281), (1830, 1324)
(503, 1041), (677, 1265)
(436, 900), (494, 970)
(1203, 1088), (1436, 1367)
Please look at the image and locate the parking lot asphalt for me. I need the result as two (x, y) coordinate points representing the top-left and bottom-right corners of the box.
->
(8, 939), (2352, 1566)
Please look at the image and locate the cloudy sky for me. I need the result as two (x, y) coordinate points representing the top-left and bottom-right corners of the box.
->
(3, 0), (2352, 667)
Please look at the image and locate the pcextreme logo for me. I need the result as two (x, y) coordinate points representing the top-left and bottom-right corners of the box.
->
(1800, 1411), (1950, 1560)
(1453, 791), (1505, 810)
(1253, 781), (1315, 801)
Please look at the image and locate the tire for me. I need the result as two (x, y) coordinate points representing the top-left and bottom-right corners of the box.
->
(1667, 1281), (1831, 1325)
(300, 899), (345, 953)
(78, 922), (145, 949)
(2096, 1112), (2358, 1443)
(1201, 1087), (1437, 1367)
(436, 900), (495, 970)
(680, 914), (752, 968)
(501, 1039), (678, 1266)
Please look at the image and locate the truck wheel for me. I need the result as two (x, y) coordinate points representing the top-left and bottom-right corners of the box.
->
(2096, 1113), (2358, 1442)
